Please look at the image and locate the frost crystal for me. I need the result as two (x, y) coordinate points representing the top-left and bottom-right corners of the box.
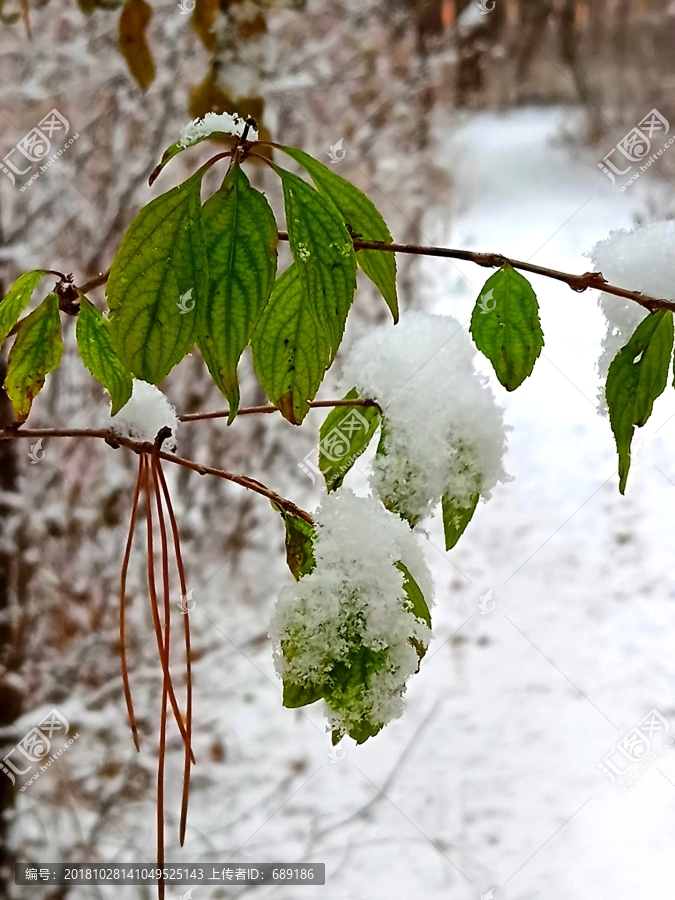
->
(271, 490), (433, 743)
(340, 313), (509, 525)
(178, 112), (258, 148)
(588, 222), (675, 410)
(107, 380), (179, 449)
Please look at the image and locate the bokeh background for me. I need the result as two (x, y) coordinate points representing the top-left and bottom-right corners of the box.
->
(2, 1), (675, 898)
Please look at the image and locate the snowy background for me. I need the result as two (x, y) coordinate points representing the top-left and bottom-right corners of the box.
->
(3, 2), (675, 899)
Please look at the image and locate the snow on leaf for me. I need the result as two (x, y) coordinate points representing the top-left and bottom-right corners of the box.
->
(441, 491), (480, 551)
(340, 313), (510, 529)
(271, 490), (433, 743)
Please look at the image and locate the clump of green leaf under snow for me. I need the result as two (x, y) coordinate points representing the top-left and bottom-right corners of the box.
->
(271, 489), (433, 744)
(339, 313), (510, 543)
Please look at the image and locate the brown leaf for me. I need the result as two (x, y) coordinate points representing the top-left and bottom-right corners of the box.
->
(192, 0), (219, 52)
(20, 0), (31, 38)
(118, 0), (155, 91)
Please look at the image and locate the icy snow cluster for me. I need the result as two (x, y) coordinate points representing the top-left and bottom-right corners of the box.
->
(271, 490), (433, 742)
(340, 313), (510, 525)
(588, 221), (675, 409)
(107, 380), (179, 450)
(178, 112), (258, 148)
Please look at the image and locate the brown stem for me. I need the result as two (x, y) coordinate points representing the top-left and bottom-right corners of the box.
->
(119, 455), (145, 752)
(155, 458), (193, 847)
(70, 237), (675, 314)
(143, 459), (196, 763)
(0, 428), (313, 523)
(151, 451), (171, 899)
(179, 397), (381, 422)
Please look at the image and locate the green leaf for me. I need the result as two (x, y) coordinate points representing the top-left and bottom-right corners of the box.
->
(281, 510), (316, 581)
(282, 679), (323, 709)
(5, 293), (63, 422)
(442, 491), (480, 550)
(279, 146), (398, 321)
(470, 265), (544, 391)
(606, 309), (673, 494)
(197, 163), (278, 421)
(318, 389), (381, 492)
(273, 164), (357, 356)
(107, 169), (208, 384)
(76, 296), (133, 415)
(395, 561), (431, 628)
(0, 270), (46, 347)
(252, 264), (331, 425)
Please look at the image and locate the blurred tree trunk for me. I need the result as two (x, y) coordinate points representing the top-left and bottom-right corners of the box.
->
(614, 0), (631, 60)
(515, 0), (554, 81)
(589, 0), (607, 54)
(455, 0), (506, 106)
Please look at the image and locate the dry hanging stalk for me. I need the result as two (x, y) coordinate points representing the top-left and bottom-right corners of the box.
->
(118, 428), (195, 896)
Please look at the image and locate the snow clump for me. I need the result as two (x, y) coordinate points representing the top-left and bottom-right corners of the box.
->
(340, 312), (510, 525)
(107, 380), (179, 450)
(271, 489), (433, 743)
(588, 221), (675, 410)
(178, 112), (257, 148)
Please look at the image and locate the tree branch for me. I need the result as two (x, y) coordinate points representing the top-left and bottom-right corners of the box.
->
(179, 397), (380, 423)
(0, 427), (313, 524)
(73, 237), (675, 314)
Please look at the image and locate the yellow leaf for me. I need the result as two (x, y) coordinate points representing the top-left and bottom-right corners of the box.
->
(118, 0), (155, 91)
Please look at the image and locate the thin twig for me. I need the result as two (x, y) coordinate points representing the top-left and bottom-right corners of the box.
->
(119, 455), (145, 752)
(151, 447), (172, 899)
(154, 456), (194, 847)
(179, 397), (380, 422)
(67, 237), (675, 312)
(143, 461), (196, 763)
(0, 428), (313, 524)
